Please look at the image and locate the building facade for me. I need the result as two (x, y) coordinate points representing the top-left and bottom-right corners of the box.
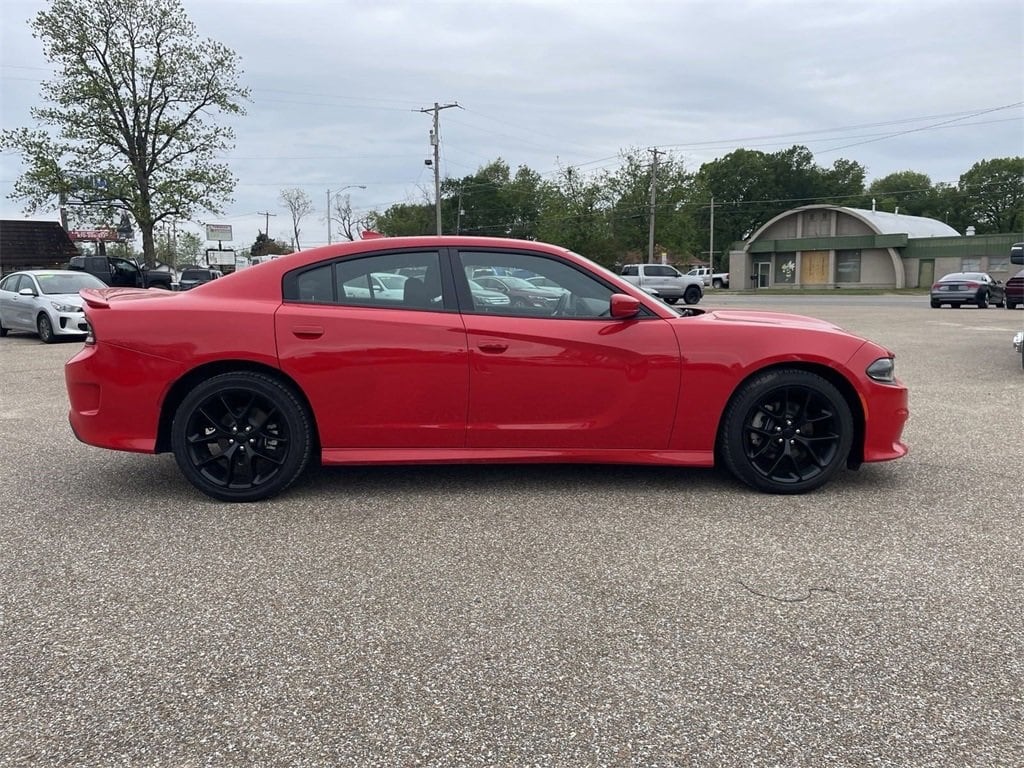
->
(728, 205), (1022, 290)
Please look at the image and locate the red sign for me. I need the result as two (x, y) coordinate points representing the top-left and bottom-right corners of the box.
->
(69, 229), (118, 242)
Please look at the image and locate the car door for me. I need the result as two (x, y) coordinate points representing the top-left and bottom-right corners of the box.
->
(0, 274), (25, 330)
(456, 248), (681, 450)
(6, 275), (35, 330)
(275, 248), (470, 451)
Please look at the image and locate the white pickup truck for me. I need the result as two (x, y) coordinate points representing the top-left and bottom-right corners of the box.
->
(620, 263), (703, 305)
(686, 266), (729, 289)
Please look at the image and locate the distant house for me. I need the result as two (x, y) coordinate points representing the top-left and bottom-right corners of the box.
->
(729, 205), (1022, 290)
(0, 219), (80, 274)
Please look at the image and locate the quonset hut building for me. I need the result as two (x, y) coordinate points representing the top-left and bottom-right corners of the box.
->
(728, 204), (1021, 290)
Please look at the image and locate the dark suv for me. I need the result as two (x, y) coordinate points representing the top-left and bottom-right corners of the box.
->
(177, 267), (223, 291)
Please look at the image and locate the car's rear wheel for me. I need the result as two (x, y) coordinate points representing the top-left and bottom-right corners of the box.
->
(719, 369), (853, 494)
(977, 291), (989, 309)
(930, 299), (941, 308)
(0, 316), (7, 337)
(171, 372), (312, 502)
(37, 314), (55, 343)
(683, 285), (702, 305)
(663, 297), (679, 305)
(712, 278), (724, 289)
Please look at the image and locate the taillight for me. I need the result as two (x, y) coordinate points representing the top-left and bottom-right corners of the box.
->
(84, 321), (95, 345)
(964, 281), (979, 289)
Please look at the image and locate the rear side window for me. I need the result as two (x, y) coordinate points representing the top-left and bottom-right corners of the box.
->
(284, 250), (443, 309)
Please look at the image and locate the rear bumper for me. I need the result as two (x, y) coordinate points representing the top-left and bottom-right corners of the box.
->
(65, 343), (184, 453)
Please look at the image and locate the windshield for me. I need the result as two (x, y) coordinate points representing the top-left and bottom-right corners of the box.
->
(37, 272), (107, 294)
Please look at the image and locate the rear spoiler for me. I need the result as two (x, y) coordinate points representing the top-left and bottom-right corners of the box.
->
(79, 287), (175, 308)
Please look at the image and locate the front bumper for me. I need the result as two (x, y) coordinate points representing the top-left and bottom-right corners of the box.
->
(53, 309), (90, 336)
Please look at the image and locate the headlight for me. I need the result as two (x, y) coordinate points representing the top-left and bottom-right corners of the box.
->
(51, 302), (79, 312)
(866, 357), (896, 383)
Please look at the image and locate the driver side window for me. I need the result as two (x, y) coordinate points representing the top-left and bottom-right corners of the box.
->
(457, 250), (614, 319)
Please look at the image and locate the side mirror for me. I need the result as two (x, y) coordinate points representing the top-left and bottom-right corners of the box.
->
(18, 287), (37, 297)
(609, 293), (641, 319)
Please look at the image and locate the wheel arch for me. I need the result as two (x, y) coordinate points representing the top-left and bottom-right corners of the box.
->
(714, 361), (866, 469)
(155, 360), (320, 454)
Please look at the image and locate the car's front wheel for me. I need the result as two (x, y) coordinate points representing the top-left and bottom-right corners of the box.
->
(171, 372), (313, 502)
(37, 314), (55, 343)
(719, 369), (853, 494)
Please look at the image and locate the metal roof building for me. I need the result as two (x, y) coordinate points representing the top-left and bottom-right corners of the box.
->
(730, 204), (1020, 290)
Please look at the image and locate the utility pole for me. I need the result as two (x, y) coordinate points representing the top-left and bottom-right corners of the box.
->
(709, 196), (715, 274)
(647, 147), (662, 264)
(417, 101), (461, 235)
(257, 210), (276, 238)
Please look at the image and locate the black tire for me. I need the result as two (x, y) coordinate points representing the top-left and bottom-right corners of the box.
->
(37, 314), (55, 343)
(977, 292), (989, 309)
(712, 278), (724, 289)
(0, 316), (7, 337)
(1008, 302), (1018, 310)
(171, 372), (312, 502)
(719, 369), (853, 494)
(995, 297), (1005, 308)
(930, 299), (941, 308)
(663, 297), (679, 305)
(683, 285), (702, 305)
(952, 303), (962, 308)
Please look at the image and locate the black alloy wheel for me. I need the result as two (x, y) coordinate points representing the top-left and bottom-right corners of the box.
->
(37, 314), (55, 343)
(171, 372), (312, 502)
(683, 285), (702, 305)
(720, 369), (853, 494)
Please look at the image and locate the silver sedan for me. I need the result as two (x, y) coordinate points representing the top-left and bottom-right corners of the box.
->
(0, 269), (107, 342)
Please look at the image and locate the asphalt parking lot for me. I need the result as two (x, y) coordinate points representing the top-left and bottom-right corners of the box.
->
(1, 295), (1021, 767)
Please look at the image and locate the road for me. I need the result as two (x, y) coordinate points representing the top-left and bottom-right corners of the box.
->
(1, 296), (1021, 767)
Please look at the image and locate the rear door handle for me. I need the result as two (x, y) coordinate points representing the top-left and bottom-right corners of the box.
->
(292, 325), (324, 339)
(477, 342), (509, 354)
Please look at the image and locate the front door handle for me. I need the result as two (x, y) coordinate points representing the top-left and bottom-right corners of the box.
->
(477, 342), (509, 354)
(292, 325), (324, 339)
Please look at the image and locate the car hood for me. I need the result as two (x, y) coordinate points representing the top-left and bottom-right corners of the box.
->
(699, 308), (845, 332)
(40, 292), (88, 306)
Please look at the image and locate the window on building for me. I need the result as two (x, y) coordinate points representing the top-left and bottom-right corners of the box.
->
(836, 250), (862, 282)
(961, 257), (982, 271)
(988, 256), (1009, 272)
(774, 252), (796, 284)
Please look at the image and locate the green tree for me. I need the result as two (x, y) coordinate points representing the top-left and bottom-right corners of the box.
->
(0, 0), (248, 266)
(958, 157), (1024, 233)
(250, 232), (293, 259)
(867, 171), (936, 217)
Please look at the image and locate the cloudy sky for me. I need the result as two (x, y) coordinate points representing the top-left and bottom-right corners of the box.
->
(1, 0), (1022, 251)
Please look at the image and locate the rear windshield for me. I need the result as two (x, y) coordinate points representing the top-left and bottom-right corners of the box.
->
(181, 269), (211, 279)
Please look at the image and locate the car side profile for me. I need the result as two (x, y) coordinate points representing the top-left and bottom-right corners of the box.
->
(0, 270), (107, 342)
(65, 236), (909, 502)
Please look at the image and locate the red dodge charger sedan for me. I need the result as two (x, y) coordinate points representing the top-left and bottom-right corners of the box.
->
(66, 236), (909, 501)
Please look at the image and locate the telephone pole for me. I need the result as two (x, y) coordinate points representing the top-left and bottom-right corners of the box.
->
(647, 147), (662, 263)
(417, 101), (461, 235)
(256, 210), (276, 237)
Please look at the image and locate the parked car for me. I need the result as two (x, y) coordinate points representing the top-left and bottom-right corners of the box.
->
(468, 279), (511, 309)
(929, 272), (1005, 308)
(67, 254), (174, 290)
(0, 270), (106, 342)
(620, 263), (703, 305)
(65, 235), (908, 502)
(177, 267), (223, 291)
(686, 266), (730, 289)
(1004, 269), (1024, 309)
(472, 275), (562, 312)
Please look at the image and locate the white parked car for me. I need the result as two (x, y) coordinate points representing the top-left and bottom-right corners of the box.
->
(0, 270), (106, 342)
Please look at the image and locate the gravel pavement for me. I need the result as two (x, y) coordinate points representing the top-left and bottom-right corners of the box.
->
(1, 296), (1021, 767)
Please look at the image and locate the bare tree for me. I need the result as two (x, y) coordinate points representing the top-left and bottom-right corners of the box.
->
(280, 188), (314, 250)
(329, 192), (369, 242)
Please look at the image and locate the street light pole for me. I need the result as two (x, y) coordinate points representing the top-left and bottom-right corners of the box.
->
(417, 101), (461, 235)
(326, 184), (366, 244)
